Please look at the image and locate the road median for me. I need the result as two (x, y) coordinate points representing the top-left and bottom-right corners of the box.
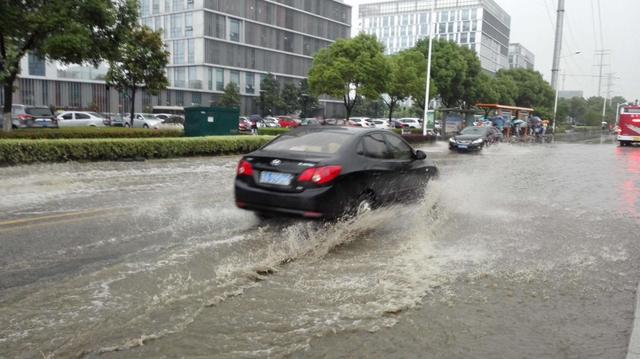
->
(0, 136), (273, 165)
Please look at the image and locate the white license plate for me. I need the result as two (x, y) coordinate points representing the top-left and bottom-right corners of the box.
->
(458, 144), (468, 149)
(259, 171), (292, 186)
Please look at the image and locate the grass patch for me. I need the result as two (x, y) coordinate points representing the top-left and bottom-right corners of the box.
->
(0, 127), (184, 139)
(0, 136), (273, 165)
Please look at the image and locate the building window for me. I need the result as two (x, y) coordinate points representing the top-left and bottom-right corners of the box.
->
(176, 91), (184, 105)
(152, 0), (160, 14)
(230, 71), (240, 87)
(28, 53), (45, 76)
(187, 0), (194, 9)
(172, 0), (183, 11)
(191, 92), (201, 105)
(208, 68), (213, 90)
(173, 40), (185, 64)
(216, 68), (224, 91)
(188, 67), (200, 89)
(70, 82), (82, 107)
(245, 72), (254, 94)
(187, 39), (194, 63)
(229, 18), (241, 42)
(185, 12), (193, 36)
(174, 67), (185, 88)
(171, 14), (183, 38)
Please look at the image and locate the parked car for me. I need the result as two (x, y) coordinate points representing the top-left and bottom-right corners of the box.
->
(277, 116), (299, 128)
(11, 105), (57, 128)
(324, 118), (349, 126)
(399, 118), (421, 129)
(125, 113), (164, 128)
(235, 126), (438, 219)
(262, 117), (281, 128)
(156, 115), (185, 130)
(101, 113), (127, 127)
(57, 111), (107, 127)
(153, 113), (173, 121)
(300, 118), (323, 126)
(371, 119), (391, 129)
(449, 126), (496, 151)
(390, 119), (406, 129)
(349, 117), (373, 127)
(239, 116), (253, 131)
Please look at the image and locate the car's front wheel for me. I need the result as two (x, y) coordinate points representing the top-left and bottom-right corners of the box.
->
(143, 124), (149, 129)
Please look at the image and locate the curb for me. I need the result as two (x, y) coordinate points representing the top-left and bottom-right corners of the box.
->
(628, 282), (640, 359)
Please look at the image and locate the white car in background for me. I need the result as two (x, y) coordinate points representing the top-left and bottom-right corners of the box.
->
(371, 119), (391, 129)
(57, 111), (106, 127)
(126, 113), (164, 128)
(399, 118), (421, 129)
(349, 117), (374, 127)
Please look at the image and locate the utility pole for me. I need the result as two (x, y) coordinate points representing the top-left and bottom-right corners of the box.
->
(594, 49), (611, 97)
(422, 0), (436, 136)
(550, 0), (565, 90)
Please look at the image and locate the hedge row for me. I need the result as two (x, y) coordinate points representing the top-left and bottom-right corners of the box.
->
(257, 128), (291, 136)
(0, 128), (184, 139)
(0, 136), (273, 165)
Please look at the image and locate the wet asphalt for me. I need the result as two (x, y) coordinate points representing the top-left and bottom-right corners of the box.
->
(0, 135), (639, 358)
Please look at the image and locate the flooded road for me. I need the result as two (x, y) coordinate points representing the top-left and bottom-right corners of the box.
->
(1, 137), (639, 358)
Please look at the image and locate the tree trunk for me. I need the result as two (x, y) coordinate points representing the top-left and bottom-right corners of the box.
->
(129, 87), (136, 127)
(2, 81), (14, 132)
(387, 100), (397, 122)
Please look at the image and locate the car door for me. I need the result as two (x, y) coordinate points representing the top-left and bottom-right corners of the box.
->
(135, 114), (144, 128)
(359, 133), (403, 202)
(58, 112), (73, 128)
(74, 112), (91, 126)
(384, 133), (431, 197)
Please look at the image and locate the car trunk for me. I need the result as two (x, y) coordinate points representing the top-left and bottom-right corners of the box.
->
(245, 151), (332, 192)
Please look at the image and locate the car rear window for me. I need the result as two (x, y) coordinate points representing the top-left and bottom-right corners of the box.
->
(25, 107), (53, 116)
(263, 132), (351, 154)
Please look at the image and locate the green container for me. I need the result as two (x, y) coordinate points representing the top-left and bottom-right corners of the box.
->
(184, 106), (239, 137)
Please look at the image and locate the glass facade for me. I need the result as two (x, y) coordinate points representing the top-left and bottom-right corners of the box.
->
(359, 0), (511, 74)
(14, 0), (351, 117)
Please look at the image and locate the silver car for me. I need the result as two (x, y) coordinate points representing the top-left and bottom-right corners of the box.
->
(125, 113), (164, 128)
(57, 111), (106, 127)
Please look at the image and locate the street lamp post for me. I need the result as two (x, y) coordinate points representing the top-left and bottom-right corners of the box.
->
(422, 0), (436, 136)
(552, 51), (581, 133)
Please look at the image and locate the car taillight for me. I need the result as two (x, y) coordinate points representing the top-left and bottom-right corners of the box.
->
(298, 166), (341, 185)
(237, 160), (253, 176)
(17, 114), (33, 121)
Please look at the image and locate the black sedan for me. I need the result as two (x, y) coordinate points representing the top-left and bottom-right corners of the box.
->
(449, 126), (499, 151)
(235, 127), (438, 219)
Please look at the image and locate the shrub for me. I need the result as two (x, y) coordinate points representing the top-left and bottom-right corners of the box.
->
(0, 136), (273, 165)
(401, 134), (437, 143)
(257, 128), (291, 136)
(0, 128), (184, 139)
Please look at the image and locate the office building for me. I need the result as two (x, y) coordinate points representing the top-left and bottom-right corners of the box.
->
(508, 43), (535, 70)
(2, 0), (351, 116)
(358, 0), (511, 74)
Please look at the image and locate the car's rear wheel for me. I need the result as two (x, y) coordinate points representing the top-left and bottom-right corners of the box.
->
(143, 124), (149, 129)
(124, 123), (130, 128)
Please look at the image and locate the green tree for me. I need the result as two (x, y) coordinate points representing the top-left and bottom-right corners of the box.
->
(0, 0), (137, 132)
(298, 79), (320, 118)
(352, 96), (386, 118)
(383, 50), (425, 121)
(258, 73), (282, 116)
(106, 25), (169, 126)
(219, 82), (241, 108)
(495, 68), (554, 108)
(414, 38), (482, 108)
(281, 83), (300, 114)
(308, 33), (388, 120)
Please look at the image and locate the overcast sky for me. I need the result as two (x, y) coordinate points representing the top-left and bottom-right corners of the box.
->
(343, 0), (640, 101)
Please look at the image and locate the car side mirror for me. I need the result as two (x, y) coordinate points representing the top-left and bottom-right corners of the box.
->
(414, 150), (427, 160)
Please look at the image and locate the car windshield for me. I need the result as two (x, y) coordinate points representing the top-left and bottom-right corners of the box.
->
(263, 132), (351, 154)
(461, 127), (489, 135)
(25, 107), (52, 116)
(163, 117), (184, 124)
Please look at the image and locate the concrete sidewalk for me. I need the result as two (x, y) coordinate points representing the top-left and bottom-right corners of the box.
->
(628, 282), (640, 359)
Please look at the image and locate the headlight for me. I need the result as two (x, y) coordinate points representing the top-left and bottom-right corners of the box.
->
(449, 137), (456, 143)
(472, 138), (483, 144)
